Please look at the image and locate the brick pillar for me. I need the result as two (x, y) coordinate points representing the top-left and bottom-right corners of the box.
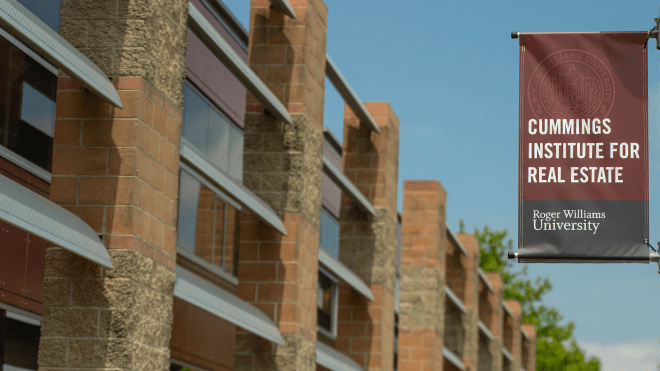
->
(505, 301), (523, 371)
(337, 102), (400, 371)
(456, 234), (480, 371)
(521, 324), (536, 371)
(235, 0), (328, 370)
(485, 273), (504, 371)
(397, 181), (446, 371)
(443, 233), (467, 362)
(38, 0), (187, 369)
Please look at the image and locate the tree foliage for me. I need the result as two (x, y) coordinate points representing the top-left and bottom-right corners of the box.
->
(460, 220), (601, 371)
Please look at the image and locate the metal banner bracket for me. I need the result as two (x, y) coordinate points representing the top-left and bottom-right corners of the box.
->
(644, 8), (660, 49)
(649, 252), (660, 273)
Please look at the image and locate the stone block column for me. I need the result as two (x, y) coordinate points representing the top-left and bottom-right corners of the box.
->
(234, 0), (327, 370)
(456, 234), (480, 371)
(337, 102), (400, 371)
(521, 324), (536, 371)
(485, 273), (504, 371)
(504, 301), (523, 371)
(397, 180), (446, 371)
(38, 0), (188, 369)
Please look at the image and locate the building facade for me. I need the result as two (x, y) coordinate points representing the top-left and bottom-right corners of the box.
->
(0, 0), (536, 370)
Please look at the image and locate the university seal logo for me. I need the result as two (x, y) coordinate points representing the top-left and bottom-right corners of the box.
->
(528, 49), (614, 118)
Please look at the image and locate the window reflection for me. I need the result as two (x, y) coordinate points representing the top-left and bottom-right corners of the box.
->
(182, 83), (243, 182)
(194, 184), (215, 264)
(212, 196), (225, 267)
(207, 109), (230, 173)
(0, 35), (56, 172)
(182, 84), (208, 154)
(223, 204), (240, 276)
(317, 270), (336, 335)
(176, 168), (241, 278)
(177, 171), (201, 255)
(319, 208), (340, 258)
(21, 83), (55, 136)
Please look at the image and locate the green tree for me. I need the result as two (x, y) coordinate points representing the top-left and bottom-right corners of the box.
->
(460, 220), (601, 371)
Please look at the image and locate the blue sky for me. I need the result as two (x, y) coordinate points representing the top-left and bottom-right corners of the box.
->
(221, 1), (660, 369)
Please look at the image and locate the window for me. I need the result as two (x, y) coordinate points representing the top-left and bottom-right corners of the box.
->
(0, 308), (40, 370)
(0, 34), (56, 173)
(182, 82), (243, 182)
(317, 268), (338, 338)
(177, 167), (240, 278)
(319, 207), (340, 259)
(394, 312), (399, 371)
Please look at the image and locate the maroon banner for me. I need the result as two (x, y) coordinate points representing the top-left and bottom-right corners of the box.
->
(518, 32), (648, 262)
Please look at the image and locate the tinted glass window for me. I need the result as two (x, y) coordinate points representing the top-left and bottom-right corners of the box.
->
(182, 84), (208, 153)
(317, 270), (336, 334)
(224, 203), (240, 276)
(394, 313), (399, 370)
(319, 208), (339, 258)
(182, 83), (243, 182)
(0, 310), (40, 370)
(176, 168), (240, 277)
(177, 171), (201, 254)
(18, 0), (63, 32)
(0, 35), (56, 172)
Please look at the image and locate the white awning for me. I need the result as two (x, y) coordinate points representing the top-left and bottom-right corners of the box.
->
(268, 0), (296, 18)
(0, 0), (122, 108)
(394, 275), (400, 313)
(447, 225), (467, 255)
(443, 347), (465, 371)
(521, 328), (531, 341)
(478, 320), (493, 341)
(322, 155), (375, 217)
(503, 302), (513, 317)
(502, 346), (514, 362)
(318, 247), (373, 302)
(180, 139), (287, 235)
(316, 342), (363, 371)
(478, 269), (494, 292)
(445, 286), (466, 313)
(326, 55), (380, 134)
(0, 173), (113, 268)
(173, 266), (285, 346)
(187, 2), (292, 125)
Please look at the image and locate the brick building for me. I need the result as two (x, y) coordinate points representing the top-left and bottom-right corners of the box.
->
(0, 0), (536, 370)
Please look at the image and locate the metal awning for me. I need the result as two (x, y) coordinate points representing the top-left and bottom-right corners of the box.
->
(174, 266), (285, 346)
(394, 275), (400, 313)
(503, 302), (513, 317)
(478, 320), (493, 341)
(445, 286), (466, 313)
(0, 173), (113, 269)
(322, 155), (375, 217)
(180, 139), (287, 235)
(447, 225), (467, 255)
(0, 0), (122, 108)
(268, 0), (296, 18)
(478, 269), (494, 292)
(521, 328), (531, 341)
(502, 347), (514, 362)
(319, 247), (374, 301)
(443, 347), (465, 371)
(316, 342), (363, 371)
(326, 55), (380, 134)
(188, 2), (292, 125)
